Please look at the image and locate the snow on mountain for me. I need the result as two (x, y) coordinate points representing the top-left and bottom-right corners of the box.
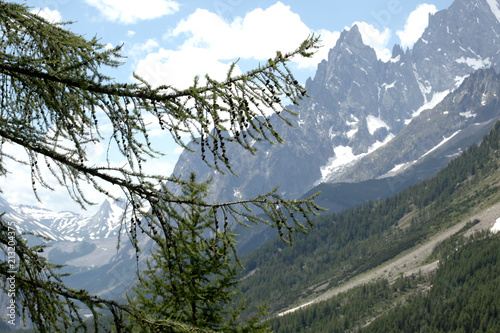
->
(317, 133), (394, 185)
(2, 0), (500, 265)
(85, 199), (130, 240)
(340, 68), (500, 183)
(366, 115), (390, 135)
(406, 90), (451, 124)
(171, 0), (500, 210)
(486, 0), (500, 23)
(0, 196), (127, 242)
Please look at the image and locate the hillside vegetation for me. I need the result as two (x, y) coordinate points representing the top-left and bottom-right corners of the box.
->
(269, 230), (500, 332)
(237, 120), (500, 323)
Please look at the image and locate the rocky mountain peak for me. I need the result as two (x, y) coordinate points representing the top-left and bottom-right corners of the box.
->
(338, 24), (365, 48)
(391, 44), (404, 59)
(92, 199), (112, 220)
(410, 0), (500, 102)
(171, 0), (500, 213)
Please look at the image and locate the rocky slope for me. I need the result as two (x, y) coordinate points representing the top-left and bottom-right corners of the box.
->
(172, 0), (500, 207)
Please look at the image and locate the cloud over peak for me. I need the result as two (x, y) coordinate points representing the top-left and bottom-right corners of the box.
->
(397, 4), (437, 50)
(30, 7), (62, 23)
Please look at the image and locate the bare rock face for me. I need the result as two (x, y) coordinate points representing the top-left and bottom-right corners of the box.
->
(173, 0), (500, 203)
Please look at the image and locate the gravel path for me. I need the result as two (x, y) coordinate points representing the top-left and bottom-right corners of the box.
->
(278, 200), (500, 317)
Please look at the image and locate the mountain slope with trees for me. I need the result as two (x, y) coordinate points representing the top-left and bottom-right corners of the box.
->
(236, 117), (500, 322)
(268, 230), (500, 332)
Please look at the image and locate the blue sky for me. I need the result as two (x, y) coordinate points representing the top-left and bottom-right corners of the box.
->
(7, 0), (454, 213)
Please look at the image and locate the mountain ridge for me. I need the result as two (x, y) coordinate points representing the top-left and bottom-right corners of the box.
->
(0, 197), (127, 242)
(171, 0), (500, 210)
(236, 117), (500, 321)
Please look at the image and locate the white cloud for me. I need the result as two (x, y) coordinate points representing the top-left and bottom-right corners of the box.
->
(173, 147), (184, 155)
(0, 143), (93, 213)
(128, 39), (160, 61)
(354, 22), (392, 62)
(397, 4), (437, 50)
(30, 7), (62, 22)
(135, 47), (241, 89)
(85, 0), (179, 24)
(169, 3), (311, 60)
(135, 2), (338, 89)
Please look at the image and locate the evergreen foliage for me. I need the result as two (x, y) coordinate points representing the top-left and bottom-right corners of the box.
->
(128, 173), (268, 332)
(268, 232), (500, 332)
(0, 2), (322, 331)
(362, 232), (500, 333)
(269, 275), (426, 332)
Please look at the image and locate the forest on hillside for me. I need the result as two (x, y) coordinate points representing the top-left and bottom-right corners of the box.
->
(269, 231), (500, 332)
(237, 120), (500, 319)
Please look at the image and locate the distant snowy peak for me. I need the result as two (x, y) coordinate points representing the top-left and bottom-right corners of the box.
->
(86, 199), (130, 240)
(0, 196), (128, 242)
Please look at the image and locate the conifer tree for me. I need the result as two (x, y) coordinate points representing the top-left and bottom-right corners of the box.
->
(129, 173), (268, 332)
(0, 1), (321, 331)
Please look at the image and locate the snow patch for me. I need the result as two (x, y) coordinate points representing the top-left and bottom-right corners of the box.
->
(421, 130), (461, 158)
(347, 128), (358, 138)
(389, 163), (407, 173)
(455, 57), (491, 70)
(318, 133), (394, 184)
(380, 160), (418, 178)
(382, 81), (396, 91)
(459, 111), (477, 118)
(390, 55), (400, 63)
(382, 131), (461, 178)
(320, 146), (358, 180)
(233, 189), (242, 200)
(366, 115), (390, 135)
(405, 90), (450, 124)
(455, 75), (468, 88)
(486, 0), (500, 23)
(492, 217), (500, 233)
(346, 114), (359, 127)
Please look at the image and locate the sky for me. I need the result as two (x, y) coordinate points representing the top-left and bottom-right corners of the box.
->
(5, 0), (454, 214)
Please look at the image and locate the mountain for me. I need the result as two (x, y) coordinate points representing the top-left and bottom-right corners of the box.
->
(337, 67), (500, 181)
(50, 0), (500, 301)
(3, 0), (500, 328)
(304, 67), (500, 212)
(0, 197), (127, 242)
(269, 230), (500, 331)
(172, 0), (500, 211)
(0, 197), (131, 298)
(237, 115), (500, 324)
